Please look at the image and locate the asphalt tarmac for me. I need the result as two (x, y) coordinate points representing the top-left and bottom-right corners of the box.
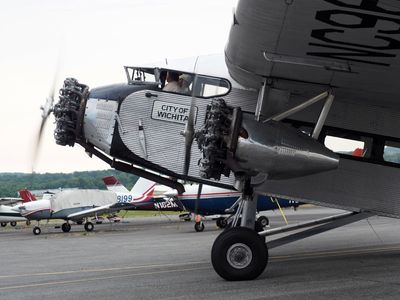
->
(1, 207), (400, 299)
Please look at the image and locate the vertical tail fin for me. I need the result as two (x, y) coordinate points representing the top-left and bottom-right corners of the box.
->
(131, 177), (156, 201)
(102, 176), (129, 193)
(18, 189), (37, 203)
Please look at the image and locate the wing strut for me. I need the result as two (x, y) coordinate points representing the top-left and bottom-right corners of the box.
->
(263, 90), (335, 140)
(259, 211), (374, 249)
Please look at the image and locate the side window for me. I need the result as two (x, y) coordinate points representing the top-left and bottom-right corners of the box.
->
(125, 67), (156, 84)
(195, 76), (230, 98)
(324, 135), (372, 158)
(383, 141), (400, 164)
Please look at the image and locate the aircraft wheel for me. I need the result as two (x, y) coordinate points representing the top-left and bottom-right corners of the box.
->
(26, 220), (31, 226)
(194, 222), (205, 232)
(61, 223), (71, 233)
(84, 222), (94, 232)
(216, 218), (228, 229)
(257, 216), (269, 227)
(211, 227), (268, 281)
(33, 226), (41, 235)
(10, 221), (17, 227)
(1, 222), (7, 227)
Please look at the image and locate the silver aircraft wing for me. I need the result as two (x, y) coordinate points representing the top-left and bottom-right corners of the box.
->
(0, 198), (22, 206)
(66, 204), (116, 220)
(226, 0), (400, 108)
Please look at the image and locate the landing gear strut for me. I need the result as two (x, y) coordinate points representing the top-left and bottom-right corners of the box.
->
(211, 178), (268, 281)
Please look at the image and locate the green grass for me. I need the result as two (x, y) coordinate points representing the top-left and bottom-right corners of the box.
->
(117, 210), (183, 218)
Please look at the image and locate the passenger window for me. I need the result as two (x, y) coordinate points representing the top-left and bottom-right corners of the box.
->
(192, 75), (230, 98)
(324, 135), (369, 157)
(383, 141), (400, 164)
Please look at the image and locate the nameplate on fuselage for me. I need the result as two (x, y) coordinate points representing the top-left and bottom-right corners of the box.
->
(151, 100), (197, 125)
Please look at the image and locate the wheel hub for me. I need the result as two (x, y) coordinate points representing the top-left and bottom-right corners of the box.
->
(226, 243), (252, 269)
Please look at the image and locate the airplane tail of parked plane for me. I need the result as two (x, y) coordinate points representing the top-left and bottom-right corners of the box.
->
(103, 176), (156, 203)
(102, 176), (129, 193)
(130, 177), (156, 197)
(18, 189), (37, 203)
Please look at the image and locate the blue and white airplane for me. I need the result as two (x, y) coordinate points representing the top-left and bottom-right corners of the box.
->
(105, 176), (300, 232)
(165, 184), (300, 232)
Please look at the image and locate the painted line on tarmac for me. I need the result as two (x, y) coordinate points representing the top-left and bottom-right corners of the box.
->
(0, 266), (211, 291)
(0, 261), (209, 279)
(2, 245), (399, 285)
(271, 245), (400, 262)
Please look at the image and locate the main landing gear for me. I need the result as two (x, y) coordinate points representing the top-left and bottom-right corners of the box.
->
(210, 177), (374, 281)
(211, 178), (268, 281)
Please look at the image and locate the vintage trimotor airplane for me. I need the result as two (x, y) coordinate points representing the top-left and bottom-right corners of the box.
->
(37, 0), (400, 281)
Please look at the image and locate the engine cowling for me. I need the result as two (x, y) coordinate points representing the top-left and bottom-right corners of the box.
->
(196, 99), (339, 180)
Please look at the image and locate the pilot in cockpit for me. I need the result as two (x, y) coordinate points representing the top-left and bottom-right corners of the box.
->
(162, 71), (181, 92)
(178, 74), (192, 95)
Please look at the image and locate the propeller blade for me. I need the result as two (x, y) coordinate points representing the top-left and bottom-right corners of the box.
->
(32, 59), (61, 172)
(182, 74), (198, 176)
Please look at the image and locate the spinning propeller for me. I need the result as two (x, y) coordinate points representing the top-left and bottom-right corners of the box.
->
(32, 65), (60, 172)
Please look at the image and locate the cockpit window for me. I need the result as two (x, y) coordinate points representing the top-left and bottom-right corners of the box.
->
(124, 66), (231, 98)
(160, 71), (231, 98)
(124, 67), (157, 85)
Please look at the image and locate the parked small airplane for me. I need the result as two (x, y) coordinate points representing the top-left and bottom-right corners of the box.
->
(102, 176), (184, 212)
(0, 189), (36, 227)
(104, 176), (298, 232)
(0, 205), (28, 227)
(14, 178), (157, 235)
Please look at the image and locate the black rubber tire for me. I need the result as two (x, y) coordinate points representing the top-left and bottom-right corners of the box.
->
(10, 221), (17, 227)
(84, 222), (94, 232)
(216, 218), (228, 229)
(1, 222), (7, 227)
(211, 227), (268, 281)
(33, 226), (41, 235)
(257, 216), (269, 227)
(194, 222), (205, 232)
(61, 223), (71, 233)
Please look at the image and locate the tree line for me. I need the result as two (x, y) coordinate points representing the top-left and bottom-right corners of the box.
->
(0, 170), (139, 197)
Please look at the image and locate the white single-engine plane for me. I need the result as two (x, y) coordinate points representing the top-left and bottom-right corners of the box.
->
(38, 0), (400, 280)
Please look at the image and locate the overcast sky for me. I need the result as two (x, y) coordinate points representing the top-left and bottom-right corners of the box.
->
(0, 0), (237, 173)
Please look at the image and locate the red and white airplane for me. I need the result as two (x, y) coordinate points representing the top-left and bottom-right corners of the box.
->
(13, 178), (157, 235)
(0, 189), (37, 227)
(102, 176), (183, 211)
